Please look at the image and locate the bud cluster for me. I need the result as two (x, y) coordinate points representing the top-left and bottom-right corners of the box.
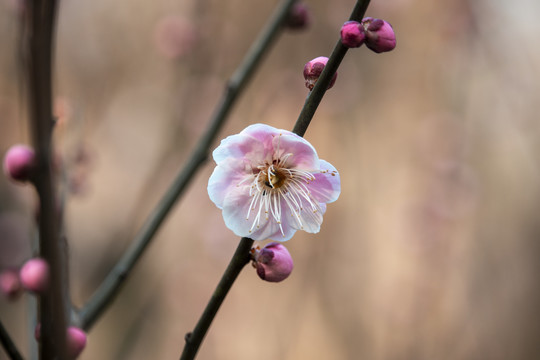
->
(302, 17), (395, 91)
(1, 258), (50, 300)
(340, 17), (396, 53)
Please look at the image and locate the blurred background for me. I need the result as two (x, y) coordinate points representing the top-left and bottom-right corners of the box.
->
(2, 0), (540, 359)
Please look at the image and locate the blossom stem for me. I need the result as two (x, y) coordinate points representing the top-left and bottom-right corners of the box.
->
(292, 0), (371, 137)
(26, 0), (70, 359)
(77, 0), (298, 331)
(0, 319), (24, 360)
(180, 2), (372, 359)
(180, 237), (254, 360)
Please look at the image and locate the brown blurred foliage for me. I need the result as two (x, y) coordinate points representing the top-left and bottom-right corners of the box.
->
(2, 0), (540, 359)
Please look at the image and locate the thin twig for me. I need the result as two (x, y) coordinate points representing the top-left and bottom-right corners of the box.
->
(178, 1), (373, 359)
(180, 237), (254, 360)
(293, 0), (371, 137)
(0, 320), (24, 360)
(78, 0), (298, 331)
(27, 0), (69, 359)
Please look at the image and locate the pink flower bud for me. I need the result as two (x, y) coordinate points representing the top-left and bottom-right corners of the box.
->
(20, 258), (49, 293)
(361, 17), (396, 53)
(3, 144), (36, 183)
(303, 56), (337, 91)
(340, 21), (365, 48)
(0, 269), (22, 300)
(67, 326), (87, 359)
(285, 3), (310, 30)
(253, 242), (293, 282)
(34, 325), (87, 359)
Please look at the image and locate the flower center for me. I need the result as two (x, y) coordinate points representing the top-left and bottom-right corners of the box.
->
(243, 156), (322, 237)
(261, 165), (287, 189)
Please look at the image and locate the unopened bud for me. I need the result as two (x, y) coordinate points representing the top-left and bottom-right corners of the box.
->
(303, 56), (337, 91)
(285, 3), (310, 30)
(340, 21), (365, 48)
(67, 326), (87, 359)
(0, 269), (22, 300)
(3, 144), (36, 183)
(20, 258), (49, 293)
(253, 242), (293, 283)
(362, 17), (396, 53)
(35, 324), (87, 359)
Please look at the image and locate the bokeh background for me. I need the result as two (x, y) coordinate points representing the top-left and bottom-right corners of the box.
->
(2, 0), (540, 359)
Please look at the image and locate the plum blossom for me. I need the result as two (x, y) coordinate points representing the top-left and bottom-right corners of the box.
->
(208, 124), (340, 241)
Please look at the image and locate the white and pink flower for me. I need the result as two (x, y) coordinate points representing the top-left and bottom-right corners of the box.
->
(208, 124), (340, 241)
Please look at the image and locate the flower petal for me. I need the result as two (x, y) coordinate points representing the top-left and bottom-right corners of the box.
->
(303, 202), (327, 233)
(289, 202), (326, 234)
(221, 187), (297, 241)
(240, 123), (282, 149)
(208, 159), (251, 208)
(273, 132), (319, 171)
(309, 159), (341, 203)
(212, 132), (265, 167)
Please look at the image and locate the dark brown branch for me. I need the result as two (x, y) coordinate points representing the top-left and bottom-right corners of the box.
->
(179, 2), (374, 359)
(27, 0), (68, 359)
(179, 237), (254, 360)
(293, 0), (371, 137)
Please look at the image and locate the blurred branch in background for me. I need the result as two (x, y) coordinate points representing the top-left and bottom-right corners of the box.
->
(0, 318), (23, 360)
(78, 0), (297, 332)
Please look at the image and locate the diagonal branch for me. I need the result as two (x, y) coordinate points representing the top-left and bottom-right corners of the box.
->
(179, 2), (373, 359)
(180, 237), (254, 360)
(78, 0), (298, 331)
(0, 319), (24, 360)
(293, 0), (371, 137)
